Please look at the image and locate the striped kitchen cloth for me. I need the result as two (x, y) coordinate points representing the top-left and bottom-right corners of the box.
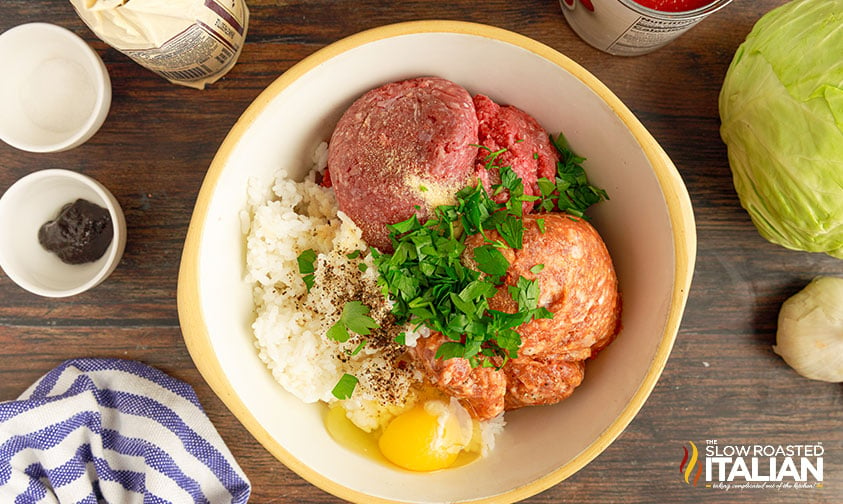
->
(0, 358), (251, 503)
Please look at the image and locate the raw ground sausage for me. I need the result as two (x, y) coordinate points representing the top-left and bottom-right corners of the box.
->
(413, 213), (622, 419)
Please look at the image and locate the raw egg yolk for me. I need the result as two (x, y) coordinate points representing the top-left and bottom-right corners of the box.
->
(378, 402), (467, 471)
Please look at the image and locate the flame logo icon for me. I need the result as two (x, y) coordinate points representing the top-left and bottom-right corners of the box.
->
(680, 441), (703, 486)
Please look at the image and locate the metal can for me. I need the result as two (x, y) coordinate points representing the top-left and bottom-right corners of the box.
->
(560, 0), (732, 56)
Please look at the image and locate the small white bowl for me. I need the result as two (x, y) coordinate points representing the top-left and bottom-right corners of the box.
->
(0, 23), (111, 153)
(0, 169), (126, 297)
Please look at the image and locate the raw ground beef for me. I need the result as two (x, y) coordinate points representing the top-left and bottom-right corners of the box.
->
(473, 94), (559, 210)
(327, 77), (479, 251)
(327, 78), (564, 250)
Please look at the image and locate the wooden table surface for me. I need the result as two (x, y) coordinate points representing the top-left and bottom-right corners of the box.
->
(1, 1), (841, 503)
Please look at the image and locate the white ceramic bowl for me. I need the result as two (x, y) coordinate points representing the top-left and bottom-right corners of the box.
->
(0, 169), (126, 297)
(0, 23), (111, 153)
(178, 21), (696, 503)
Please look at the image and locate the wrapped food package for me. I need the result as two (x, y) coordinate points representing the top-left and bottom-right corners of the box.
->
(70, 0), (249, 89)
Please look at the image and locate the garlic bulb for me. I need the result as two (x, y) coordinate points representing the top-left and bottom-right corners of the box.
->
(773, 276), (843, 382)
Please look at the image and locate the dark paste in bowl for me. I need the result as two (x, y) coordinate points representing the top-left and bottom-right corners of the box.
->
(38, 198), (113, 264)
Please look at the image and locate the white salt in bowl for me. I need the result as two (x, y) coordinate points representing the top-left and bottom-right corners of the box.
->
(0, 169), (126, 297)
(178, 20), (697, 503)
(0, 23), (111, 153)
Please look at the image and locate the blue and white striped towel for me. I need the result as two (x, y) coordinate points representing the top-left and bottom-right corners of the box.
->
(0, 358), (251, 503)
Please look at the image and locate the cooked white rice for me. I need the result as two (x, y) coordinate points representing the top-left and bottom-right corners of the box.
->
(242, 143), (423, 432)
(243, 142), (505, 447)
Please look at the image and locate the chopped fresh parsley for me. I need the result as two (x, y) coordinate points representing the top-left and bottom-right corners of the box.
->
(472, 245), (508, 277)
(327, 301), (379, 399)
(326, 301), (380, 343)
(348, 339), (368, 356)
(345, 136), (606, 370)
(296, 249), (317, 291)
(535, 133), (609, 218)
(509, 276), (547, 314)
(373, 155), (551, 367)
(331, 373), (358, 400)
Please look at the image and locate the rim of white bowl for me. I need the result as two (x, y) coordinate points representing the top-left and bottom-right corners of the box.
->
(0, 23), (111, 153)
(0, 169), (126, 297)
(178, 19), (697, 504)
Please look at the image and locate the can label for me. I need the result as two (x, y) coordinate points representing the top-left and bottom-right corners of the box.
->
(71, 0), (249, 89)
(561, 0), (730, 56)
(122, 7), (246, 85)
(610, 14), (701, 55)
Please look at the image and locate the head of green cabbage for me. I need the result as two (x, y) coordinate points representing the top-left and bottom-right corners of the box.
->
(719, 0), (843, 259)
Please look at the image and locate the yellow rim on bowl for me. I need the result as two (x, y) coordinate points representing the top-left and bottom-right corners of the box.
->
(178, 19), (696, 503)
